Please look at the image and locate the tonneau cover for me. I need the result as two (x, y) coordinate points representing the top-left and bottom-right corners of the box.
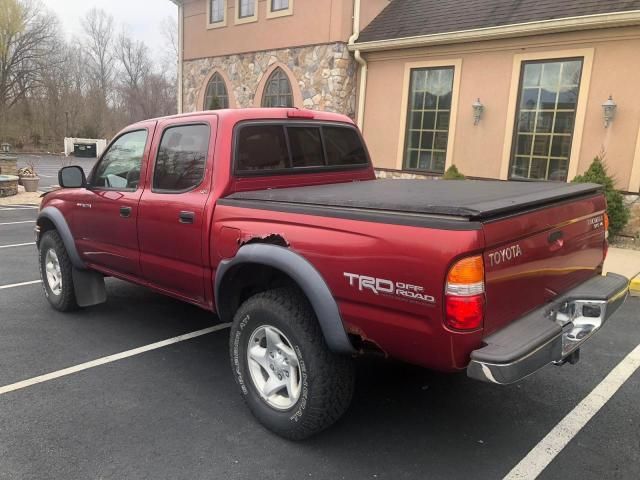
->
(227, 179), (601, 220)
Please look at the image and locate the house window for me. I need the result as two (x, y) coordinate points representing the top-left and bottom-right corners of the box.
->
(403, 67), (454, 173)
(271, 0), (288, 11)
(204, 73), (229, 110)
(267, 0), (293, 17)
(238, 0), (255, 18)
(510, 58), (583, 181)
(209, 0), (225, 25)
(262, 68), (293, 108)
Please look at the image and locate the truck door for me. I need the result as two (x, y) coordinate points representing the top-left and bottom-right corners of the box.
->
(73, 125), (155, 277)
(137, 118), (216, 304)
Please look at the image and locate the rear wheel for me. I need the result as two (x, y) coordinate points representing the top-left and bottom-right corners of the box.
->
(230, 287), (354, 440)
(38, 230), (78, 312)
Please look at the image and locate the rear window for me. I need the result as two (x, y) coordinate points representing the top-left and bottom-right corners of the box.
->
(235, 123), (368, 174)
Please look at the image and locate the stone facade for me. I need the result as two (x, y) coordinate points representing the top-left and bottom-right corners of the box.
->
(183, 43), (357, 117)
(0, 156), (18, 176)
(0, 175), (18, 197)
(621, 194), (640, 239)
(375, 169), (439, 180)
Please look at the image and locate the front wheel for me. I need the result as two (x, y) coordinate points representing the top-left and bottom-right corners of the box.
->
(38, 230), (78, 312)
(230, 287), (354, 440)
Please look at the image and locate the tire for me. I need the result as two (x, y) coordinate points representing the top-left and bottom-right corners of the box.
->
(229, 287), (355, 440)
(38, 230), (79, 312)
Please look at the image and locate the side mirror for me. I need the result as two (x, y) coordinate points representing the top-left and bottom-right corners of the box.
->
(58, 166), (86, 188)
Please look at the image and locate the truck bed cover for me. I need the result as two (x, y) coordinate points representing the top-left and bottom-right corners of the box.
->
(226, 179), (601, 220)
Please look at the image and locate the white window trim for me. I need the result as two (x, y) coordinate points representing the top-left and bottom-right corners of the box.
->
(499, 48), (594, 181)
(235, 0), (258, 25)
(267, 0), (293, 19)
(396, 59), (463, 173)
(207, 0), (227, 29)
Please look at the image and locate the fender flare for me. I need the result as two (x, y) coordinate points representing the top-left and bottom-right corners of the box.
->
(215, 244), (355, 354)
(37, 206), (86, 270)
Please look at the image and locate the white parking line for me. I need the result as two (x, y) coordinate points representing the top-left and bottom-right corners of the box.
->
(0, 206), (39, 211)
(0, 221), (35, 225)
(0, 242), (35, 249)
(0, 324), (231, 396)
(504, 343), (640, 479)
(0, 280), (41, 290)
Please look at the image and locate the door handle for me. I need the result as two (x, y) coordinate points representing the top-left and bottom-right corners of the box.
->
(120, 206), (132, 218)
(179, 211), (195, 224)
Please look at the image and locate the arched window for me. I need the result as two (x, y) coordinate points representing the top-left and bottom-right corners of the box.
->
(261, 68), (293, 108)
(204, 72), (229, 110)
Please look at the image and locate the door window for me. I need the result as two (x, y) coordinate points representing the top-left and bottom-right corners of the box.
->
(153, 124), (210, 192)
(92, 130), (148, 190)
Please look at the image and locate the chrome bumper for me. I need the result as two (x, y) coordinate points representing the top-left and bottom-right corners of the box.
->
(467, 273), (629, 385)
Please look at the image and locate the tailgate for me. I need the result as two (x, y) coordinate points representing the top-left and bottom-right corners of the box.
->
(482, 193), (607, 335)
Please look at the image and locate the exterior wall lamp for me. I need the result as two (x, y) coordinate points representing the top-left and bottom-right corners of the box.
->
(602, 95), (617, 128)
(472, 98), (484, 125)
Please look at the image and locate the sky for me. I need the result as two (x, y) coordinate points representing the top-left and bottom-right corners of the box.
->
(42, 0), (178, 61)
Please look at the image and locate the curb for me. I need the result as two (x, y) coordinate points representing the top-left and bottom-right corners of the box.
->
(631, 275), (640, 297)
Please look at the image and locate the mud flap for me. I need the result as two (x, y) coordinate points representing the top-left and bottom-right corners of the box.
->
(72, 268), (107, 307)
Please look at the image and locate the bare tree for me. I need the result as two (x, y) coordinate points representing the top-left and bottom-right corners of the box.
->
(1, 3), (176, 148)
(160, 15), (178, 82)
(82, 8), (114, 99)
(0, 0), (59, 115)
(116, 29), (152, 121)
(116, 30), (150, 91)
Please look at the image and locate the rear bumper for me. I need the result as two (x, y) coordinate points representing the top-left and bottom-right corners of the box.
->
(467, 273), (629, 384)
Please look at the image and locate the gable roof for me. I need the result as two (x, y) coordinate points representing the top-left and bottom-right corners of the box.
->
(357, 0), (640, 44)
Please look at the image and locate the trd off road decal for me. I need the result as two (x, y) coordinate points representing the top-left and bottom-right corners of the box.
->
(344, 273), (435, 304)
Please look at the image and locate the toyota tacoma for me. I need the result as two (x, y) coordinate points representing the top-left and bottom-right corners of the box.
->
(36, 108), (629, 439)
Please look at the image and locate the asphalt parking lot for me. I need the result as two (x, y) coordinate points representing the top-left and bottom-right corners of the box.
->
(17, 154), (97, 191)
(0, 204), (639, 479)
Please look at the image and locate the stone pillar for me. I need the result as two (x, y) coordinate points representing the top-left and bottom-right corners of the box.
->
(0, 155), (18, 175)
(0, 175), (19, 197)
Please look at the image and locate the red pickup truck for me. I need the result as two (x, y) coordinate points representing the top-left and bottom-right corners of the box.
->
(36, 108), (629, 439)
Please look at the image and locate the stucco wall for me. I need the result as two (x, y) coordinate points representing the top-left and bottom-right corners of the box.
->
(183, 0), (353, 60)
(361, 27), (640, 192)
(182, 43), (357, 117)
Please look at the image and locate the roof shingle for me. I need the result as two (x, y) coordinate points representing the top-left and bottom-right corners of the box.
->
(357, 0), (640, 43)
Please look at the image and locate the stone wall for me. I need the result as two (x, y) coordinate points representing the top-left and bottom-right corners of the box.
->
(621, 194), (640, 239)
(375, 169), (440, 180)
(0, 156), (18, 175)
(183, 43), (356, 117)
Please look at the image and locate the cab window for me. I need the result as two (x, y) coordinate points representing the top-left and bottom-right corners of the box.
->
(92, 130), (148, 190)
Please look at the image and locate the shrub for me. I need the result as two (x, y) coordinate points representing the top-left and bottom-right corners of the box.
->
(572, 156), (629, 237)
(442, 165), (465, 180)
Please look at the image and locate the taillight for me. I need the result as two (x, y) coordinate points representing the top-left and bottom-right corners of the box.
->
(445, 255), (485, 331)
